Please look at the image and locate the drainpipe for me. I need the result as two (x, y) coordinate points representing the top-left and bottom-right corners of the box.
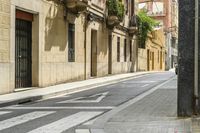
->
(194, 0), (199, 114)
(84, 13), (87, 80)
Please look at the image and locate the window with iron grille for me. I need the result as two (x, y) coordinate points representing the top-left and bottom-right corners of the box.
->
(68, 23), (75, 62)
(117, 37), (120, 62)
(124, 39), (127, 62)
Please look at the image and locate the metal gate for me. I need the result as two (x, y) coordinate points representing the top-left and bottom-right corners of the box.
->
(15, 19), (32, 88)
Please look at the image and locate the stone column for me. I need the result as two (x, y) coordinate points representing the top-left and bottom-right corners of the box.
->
(178, 0), (195, 116)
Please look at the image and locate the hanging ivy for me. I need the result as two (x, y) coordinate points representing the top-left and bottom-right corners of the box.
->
(117, 2), (125, 21)
(107, 0), (125, 21)
(137, 11), (159, 48)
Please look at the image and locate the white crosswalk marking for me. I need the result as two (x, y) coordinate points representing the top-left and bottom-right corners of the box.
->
(0, 111), (11, 115)
(0, 111), (55, 131)
(28, 111), (103, 133)
(75, 129), (90, 133)
(4, 106), (114, 110)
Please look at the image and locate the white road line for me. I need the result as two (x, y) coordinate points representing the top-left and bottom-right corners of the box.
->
(141, 84), (150, 87)
(130, 81), (156, 83)
(83, 117), (98, 125)
(75, 129), (90, 133)
(0, 111), (55, 131)
(3, 106), (115, 110)
(0, 111), (11, 115)
(28, 111), (103, 133)
(59, 92), (109, 103)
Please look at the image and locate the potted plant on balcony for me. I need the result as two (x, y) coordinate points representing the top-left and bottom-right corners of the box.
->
(107, 0), (124, 27)
(66, 0), (88, 12)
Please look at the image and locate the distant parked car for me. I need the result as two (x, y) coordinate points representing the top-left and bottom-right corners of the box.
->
(175, 63), (178, 75)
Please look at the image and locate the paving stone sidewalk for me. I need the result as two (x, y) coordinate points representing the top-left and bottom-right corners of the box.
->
(81, 77), (200, 133)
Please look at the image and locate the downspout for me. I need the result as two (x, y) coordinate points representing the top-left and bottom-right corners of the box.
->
(84, 13), (87, 80)
(194, 0), (199, 114)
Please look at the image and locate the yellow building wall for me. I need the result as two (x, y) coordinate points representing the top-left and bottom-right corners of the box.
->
(138, 29), (166, 71)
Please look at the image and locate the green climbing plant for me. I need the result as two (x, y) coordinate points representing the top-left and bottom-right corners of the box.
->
(117, 2), (124, 21)
(107, 0), (125, 21)
(137, 11), (159, 48)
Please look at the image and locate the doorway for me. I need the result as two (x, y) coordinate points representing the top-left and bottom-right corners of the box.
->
(91, 30), (97, 77)
(108, 35), (112, 74)
(160, 51), (163, 70)
(147, 49), (150, 71)
(152, 52), (155, 70)
(15, 10), (33, 88)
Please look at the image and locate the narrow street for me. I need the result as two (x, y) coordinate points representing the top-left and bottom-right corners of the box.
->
(2, 0), (200, 132)
(0, 72), (175, 133)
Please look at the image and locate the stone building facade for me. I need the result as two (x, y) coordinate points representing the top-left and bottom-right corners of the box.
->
(138, 0), (178, 70)
(0, 0), (138, 94)
(0, 0), (11, 94)
(138, 29), (165, 71)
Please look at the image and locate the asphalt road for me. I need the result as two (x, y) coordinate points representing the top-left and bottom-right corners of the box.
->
(0, 72), (175, 133)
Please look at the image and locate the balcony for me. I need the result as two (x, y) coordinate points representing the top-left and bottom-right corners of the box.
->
(66, 0), (88, 13)
(106, 0), (124, 28)
(107, 16), (120, 27)
(147, 11), (166, 17)
(129, 15), (138, 35)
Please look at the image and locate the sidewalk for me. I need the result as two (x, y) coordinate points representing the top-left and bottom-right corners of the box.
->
(79, 77), (200, 133)
(0, 71), (160, 107)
